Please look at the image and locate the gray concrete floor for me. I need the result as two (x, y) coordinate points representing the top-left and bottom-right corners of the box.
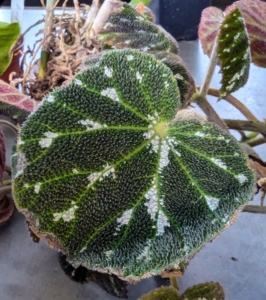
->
(1, 8), (266, 300)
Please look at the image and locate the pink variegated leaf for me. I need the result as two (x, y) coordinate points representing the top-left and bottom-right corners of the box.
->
(0, 79), (37, 112)
(0, 79), (37, 123)
(198, 7), (224, 57)
(0, 128), (5, 183)
(230, 0), (266, 68)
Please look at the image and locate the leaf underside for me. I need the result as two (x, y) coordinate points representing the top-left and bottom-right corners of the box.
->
(13, 50), (254, 279)
(99, 4), (179, 54)
(218, 8), (250, 98)
(198, 7), (225, 57)
(0, 22), (20, 76)
(0, 79), (37, 113)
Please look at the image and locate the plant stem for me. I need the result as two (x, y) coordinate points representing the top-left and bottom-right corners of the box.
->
(0, 120), (18, 133)
(39, 0), (56, 79)
(80, 0), (100, 35)
(192, 94), (228, 131)
(0, 185), (12, 198)
(242, 205), (266, 214)
(199, 37), (219, 98)
(5, 165), (12, 175)
(89, 0), (122, 38)
(206, 87), (257, 121)
(247, 137), (266, 147)
(170, 277), (179, 294)
(3, 180), (12, 186)
(224, 119), (266, 135)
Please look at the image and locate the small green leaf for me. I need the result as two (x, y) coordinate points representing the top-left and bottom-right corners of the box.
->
(139, 286), (179, 300)
(99, 4), (179, 54)
(130, 0), (152, 6)
(152, 52), (196, 105)
(218, 8), (250, 98)
(13, 50), (255, 280)
(180, 282), (225, 300)
(0, 22), (20, 76)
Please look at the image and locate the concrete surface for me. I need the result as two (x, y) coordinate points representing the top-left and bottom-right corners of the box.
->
(1, 8), (266, 300)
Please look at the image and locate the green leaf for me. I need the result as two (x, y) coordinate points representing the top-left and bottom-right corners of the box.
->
(230, 0), (266, 68)
(151, 52), (196, 105)
(82, 51), (195, 106)
(99, 4), (179, 54)
(0, 22), (20, 76)
(218, 8), (250, 98)
(180, 282), (225, 300)
(139, 286), (179, 300)
(130, 0), (152, 6)
(13, 50), (255, 280)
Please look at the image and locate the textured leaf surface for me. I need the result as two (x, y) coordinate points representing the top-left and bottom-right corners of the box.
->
(0, 22), (20, 76)
(99, 4), (179, 54)
(139, 286), (179, 300)
(180, 282), (225, 300)
(0, 102), (30, 124)
(198, 7), (224, 57)
(13, 50), (254, 279)
(0, 79), (37, 113)
(232, 0), (266, 68)
(0, 129), (5, 183)
(152, 52), (196, 105)
(133, 3), (155, 23)
(218, 8), (250, 97)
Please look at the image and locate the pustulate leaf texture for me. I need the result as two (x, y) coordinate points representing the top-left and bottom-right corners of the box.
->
(0, 22), (20, 76)
(229, 0), (266, 68)
(180, 282), (225, 300)
(13, 50), (254, 280)
(98, 4), (179, 54)
(0, 128), (5, 183)
(218, 7), (250, 97)
(139, 286), (179, 300)
(198, 7), (224, 57)
(82, 51), (196, 105)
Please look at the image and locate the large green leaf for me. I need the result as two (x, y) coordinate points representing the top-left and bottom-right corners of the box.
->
(218, 8), (250, 98)
(0, 22), (20, 76)
(13, 50), (254, 280)
(99, 4), (179, 54)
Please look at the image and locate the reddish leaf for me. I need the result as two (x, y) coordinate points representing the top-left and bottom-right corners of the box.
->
(0, 79), (37, 112)
(231, 0), (266, 68)
(198, 7), (224, 57)
(0, 128), (5, 183)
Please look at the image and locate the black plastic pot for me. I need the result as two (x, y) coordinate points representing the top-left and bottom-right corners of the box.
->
(150, 0), (211, 41)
